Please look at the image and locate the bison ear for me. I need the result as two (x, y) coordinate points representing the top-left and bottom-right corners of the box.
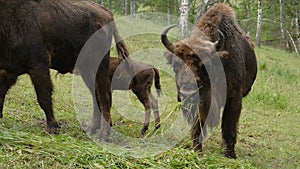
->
(164, 50), (174, 64)
(217, 51), (229, 62)
(214, 30), (225, 51)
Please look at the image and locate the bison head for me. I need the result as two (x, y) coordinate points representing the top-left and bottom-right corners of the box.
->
(162, 25), (227, 126)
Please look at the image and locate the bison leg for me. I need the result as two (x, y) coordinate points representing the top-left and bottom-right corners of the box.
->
(0, 85), (9, 118)
(94, 55), (112, 142)
(28, 66), (59, 134)
(133, 89), (151, 135)
(95, 78), (112, 142)
(77, 69), (102, 134)
(221, 95), (242, 159)
(149, 93), (160, 129)
(191, 119), (203, 151)
(0, 71), (17, 118)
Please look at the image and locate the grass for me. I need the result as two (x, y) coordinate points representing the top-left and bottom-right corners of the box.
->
(0, 32), (300, 169)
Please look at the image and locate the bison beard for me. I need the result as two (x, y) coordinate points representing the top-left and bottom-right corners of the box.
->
(161, 3), (257, 158)
(0, 0), (129, 140)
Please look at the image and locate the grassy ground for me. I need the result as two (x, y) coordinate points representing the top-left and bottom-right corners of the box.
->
(0, 34), (299, 169)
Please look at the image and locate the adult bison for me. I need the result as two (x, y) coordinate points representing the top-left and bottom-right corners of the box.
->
(161, 3), (257, 158)
(0, 0), (129, 139)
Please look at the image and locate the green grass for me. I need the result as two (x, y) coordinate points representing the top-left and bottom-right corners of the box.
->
(0, 35), (299, 169)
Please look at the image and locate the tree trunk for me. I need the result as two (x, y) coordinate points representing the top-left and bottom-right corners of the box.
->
(194, 0), (217, 27)
(130, 0), (136, 16)
(273, 0), (277, 20)
(279, 0), (290, 50)
(124, 0), (128, 16)
(245, 1), (251, 34)
(101, 0), (104, 6)
(295, 2), (300, 54)
(287, 30), (299, 55)
(168, 0), (171, 25)
(180, 0), (189, 38)
(256, 0), (263, 47)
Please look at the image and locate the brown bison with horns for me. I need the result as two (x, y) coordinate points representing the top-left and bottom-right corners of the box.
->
(162, 3), (257, 158)
(0, 0), (129, 139)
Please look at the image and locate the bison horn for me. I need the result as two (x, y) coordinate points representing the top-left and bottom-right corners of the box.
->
(161, 24), (177, 53)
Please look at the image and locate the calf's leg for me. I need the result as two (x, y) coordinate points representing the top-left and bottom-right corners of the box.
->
(149, 93), (160, 129)
(191, 119), (203, 151)
(133, 89), (151, 135)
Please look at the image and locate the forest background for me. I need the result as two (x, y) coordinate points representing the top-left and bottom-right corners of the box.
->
(96, 0), (300, 54)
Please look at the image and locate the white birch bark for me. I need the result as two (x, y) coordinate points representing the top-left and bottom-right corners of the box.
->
(130, 0), (136, 16)
(256, 0), (263, 47)
(246, 1), (251, 34)
(279, 0), (289, 49)
(124, 0), (128, 16)
(168, 0), (171, 25)
(194, 0), (217, 27)
(295, 3), (300, 53)
(287, 31), (299, 55)
(180, 0), (189, 37)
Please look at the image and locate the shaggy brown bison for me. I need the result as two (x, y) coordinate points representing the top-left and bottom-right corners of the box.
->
(161, 3), (257, 158)
(0, 0), (129, 138)
(109, 57), (161, 134)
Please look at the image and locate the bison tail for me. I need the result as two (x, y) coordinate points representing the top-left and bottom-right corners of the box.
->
(112, 25), (130, 59)
(153, 68), (161, 97)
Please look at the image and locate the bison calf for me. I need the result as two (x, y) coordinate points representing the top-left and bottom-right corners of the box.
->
(109, 57), (161, 134)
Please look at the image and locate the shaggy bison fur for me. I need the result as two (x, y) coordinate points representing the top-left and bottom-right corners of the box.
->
(0, 0), (129, 139)
(161, 3), (257, 158)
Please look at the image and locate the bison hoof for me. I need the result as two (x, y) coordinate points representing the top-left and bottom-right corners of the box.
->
(47, 121), (60, 134)
(141, 127), (148, 135)
(99, 137), (111, 143)
(223, 150), (237, 159)
(155, 124), (161, 130)
(88, 124), (100, 135)
(193, 143), (203, 152)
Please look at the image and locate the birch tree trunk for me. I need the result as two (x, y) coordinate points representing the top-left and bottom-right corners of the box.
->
(295, 2), (300, 54)
(287, 30), (299, 55)
(124, 0), (128, 16)
(180, 0), (189, 38)
(101, 0), (104, 6)
(279, 0), (289, 50)
(130, 0), (136, 16)
(256, 0), (263, 47)
(168, 0), (171, 25)
(273, 0), (277, 20)
(245, 1), (251, 34)
(194, 0), (217, 27)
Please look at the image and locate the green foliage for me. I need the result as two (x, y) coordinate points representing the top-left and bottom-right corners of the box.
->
(94, 0), (300, 51)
